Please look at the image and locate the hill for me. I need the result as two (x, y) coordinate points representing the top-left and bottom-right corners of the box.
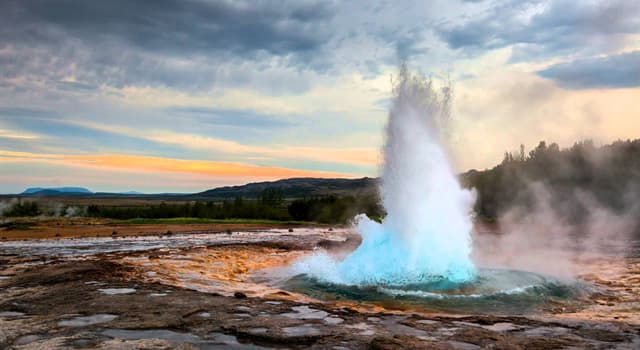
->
(21, 187), (93, 195)
(192, 177), (378, 199)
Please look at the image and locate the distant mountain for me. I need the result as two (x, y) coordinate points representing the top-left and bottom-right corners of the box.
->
(118, 191), (145, 195)
(14, 178), (379, 199)
(193, 177), (379, 199)
(21, 187), (93, 195)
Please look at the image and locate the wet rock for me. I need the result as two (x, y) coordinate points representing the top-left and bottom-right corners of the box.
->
(446, 340), (482, 349)
(2, 232), (640, 350)
(346, 322), (376, 336)
(10, 261), (128, 287)
(369, 335), (452, 350)
(13, 334), (41, 346)
(451, 327), (506, 348)
(229, 325), (323, 346)
(575, 327), (630, 342)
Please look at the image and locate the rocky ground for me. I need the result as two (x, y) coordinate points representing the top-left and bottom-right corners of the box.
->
(1, 228), (639, 349)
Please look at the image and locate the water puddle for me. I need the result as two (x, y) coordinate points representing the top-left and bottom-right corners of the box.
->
(102, 329), (202, 343)
(479, 322), (519, 332)
(84, 281), (103, 285)
(282, 324), (321, 337)
(247, 327), (268, 335)
(98, 288), (136, 295)
(281, 305), (329, 319)
(0, 311), (25, 317)
(58, 314), (117, 327)
(448, 340), (482, 349)
(324, 316), (344, 325)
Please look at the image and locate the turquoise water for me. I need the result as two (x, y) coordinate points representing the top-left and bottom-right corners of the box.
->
(281, 268), (586, 315)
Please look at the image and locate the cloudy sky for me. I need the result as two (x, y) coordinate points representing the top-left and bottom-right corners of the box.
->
(0, 0), (638, 193)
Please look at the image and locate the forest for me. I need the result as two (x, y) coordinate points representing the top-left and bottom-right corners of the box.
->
(462, 139), (640, 222)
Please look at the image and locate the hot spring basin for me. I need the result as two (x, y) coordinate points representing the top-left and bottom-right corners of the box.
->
(279, 268), (587, 315)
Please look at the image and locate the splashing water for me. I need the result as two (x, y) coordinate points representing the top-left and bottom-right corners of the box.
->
(295, 68), (477, 285)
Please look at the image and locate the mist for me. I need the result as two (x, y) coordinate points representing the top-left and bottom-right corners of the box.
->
(470, 141), (640, 279)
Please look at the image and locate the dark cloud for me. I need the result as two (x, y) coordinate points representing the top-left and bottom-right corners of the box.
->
(437, 0), (640, 61)
(537, 51), (640, 89)
(0, 0), (337, 93)
(167, 106), (295, 128)
(2, 0), (335, 57)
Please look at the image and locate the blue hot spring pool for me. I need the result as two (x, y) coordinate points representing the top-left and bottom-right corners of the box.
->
(278, 268), (589, 315)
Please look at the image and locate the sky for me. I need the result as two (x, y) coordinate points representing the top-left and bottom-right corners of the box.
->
(0, 0), (638, 193)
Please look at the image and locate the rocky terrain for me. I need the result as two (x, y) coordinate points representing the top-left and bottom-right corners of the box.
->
(1, 228), (639, 349)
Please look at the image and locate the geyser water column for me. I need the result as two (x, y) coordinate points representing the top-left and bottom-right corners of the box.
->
(295, 68), (477, 285)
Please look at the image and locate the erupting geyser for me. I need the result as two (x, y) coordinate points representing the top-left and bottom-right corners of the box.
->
(295, 67), (477, 285)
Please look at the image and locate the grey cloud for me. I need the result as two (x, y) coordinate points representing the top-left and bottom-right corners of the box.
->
(437, 0), (640, 61)
(3, 0), (335, 57)
(537, 51), (640, 89)
(0, 0), (337, 93)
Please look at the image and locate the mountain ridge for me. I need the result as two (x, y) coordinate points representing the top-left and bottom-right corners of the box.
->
(22, 187), (93, 195)
(192, 177), (378, 199)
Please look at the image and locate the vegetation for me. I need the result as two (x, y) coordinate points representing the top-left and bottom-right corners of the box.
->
(117, 218), (309, 225)
(1, 200), (41, 217)
(462, 139), (640, 221)
(194, 177), (377, 199)
(83, 191), (383, 225)
(3, 139), (639, 225)
(288, 194), (383, 223)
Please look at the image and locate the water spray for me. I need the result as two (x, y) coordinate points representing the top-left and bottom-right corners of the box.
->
(295, 67), (476, 285)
